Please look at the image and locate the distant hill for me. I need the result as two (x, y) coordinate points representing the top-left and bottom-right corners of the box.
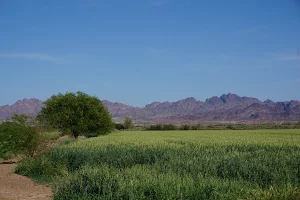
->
(0, 98), (44, 120)
(1, 93), (300, 124)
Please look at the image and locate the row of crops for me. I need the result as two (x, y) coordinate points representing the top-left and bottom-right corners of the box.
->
(16, 130), (300, 199)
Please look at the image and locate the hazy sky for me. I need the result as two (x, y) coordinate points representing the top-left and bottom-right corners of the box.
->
(1, 0), (300, 106)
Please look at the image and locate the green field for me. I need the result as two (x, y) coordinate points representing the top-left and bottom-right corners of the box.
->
(16, 130), (300, 199)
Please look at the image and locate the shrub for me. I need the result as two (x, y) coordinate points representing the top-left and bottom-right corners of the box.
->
(226, 125), (234, 130)
(190, 124), (202, 130)
(180, 125), (190, 130)
(0, 121), (39, 158)
(162, 124), (177, 130)
(114, 123), (125, 130)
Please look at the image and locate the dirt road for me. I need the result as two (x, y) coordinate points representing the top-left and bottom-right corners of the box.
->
(0, 164), (52, 200)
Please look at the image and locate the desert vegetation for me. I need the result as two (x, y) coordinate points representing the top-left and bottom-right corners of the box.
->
(0, 114), (61, 160)
(16, 129), (300, 199)
(1, 92), (300, 199)
(0, 91), (114, 161)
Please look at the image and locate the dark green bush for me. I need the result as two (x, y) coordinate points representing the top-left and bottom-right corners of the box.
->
(114, 123), (125, 130)
(226, 125), (234, 130)
(146, 124), (164, 130)
(180, 125), (190, 130)
(162, 124), (177, 130)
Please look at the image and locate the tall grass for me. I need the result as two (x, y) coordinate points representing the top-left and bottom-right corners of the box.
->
(16, 130), (300, 199)
(40, 131), (61, 141)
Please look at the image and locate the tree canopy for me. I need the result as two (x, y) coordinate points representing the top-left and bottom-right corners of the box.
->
(38, 91), (114, 138)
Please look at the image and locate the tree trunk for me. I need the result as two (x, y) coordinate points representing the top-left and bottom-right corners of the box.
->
(73, 131), (79, 140)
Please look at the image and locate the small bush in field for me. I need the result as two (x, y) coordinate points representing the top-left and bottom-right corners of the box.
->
(114, 123), (125, 130)
(180, 125), (190, 130)
(162, 124), (176, 130)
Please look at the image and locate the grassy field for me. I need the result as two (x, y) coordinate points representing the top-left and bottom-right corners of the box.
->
(16, 130), (300, 199)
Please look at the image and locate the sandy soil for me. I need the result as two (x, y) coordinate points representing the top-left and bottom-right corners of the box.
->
(0, 164), (52, 200)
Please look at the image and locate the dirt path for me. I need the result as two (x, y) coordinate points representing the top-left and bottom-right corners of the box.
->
(0, 164), (52, 200)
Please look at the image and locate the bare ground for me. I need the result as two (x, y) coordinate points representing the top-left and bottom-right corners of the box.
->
(0, 164), (52, 200)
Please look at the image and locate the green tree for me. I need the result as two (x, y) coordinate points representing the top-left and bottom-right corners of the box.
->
(0, 115), (40, 158)
(38, 91), (114, 138)
(124, 117), (133, 129)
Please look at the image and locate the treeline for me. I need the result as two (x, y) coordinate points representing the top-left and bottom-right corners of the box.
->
(143, 123), (300, 131)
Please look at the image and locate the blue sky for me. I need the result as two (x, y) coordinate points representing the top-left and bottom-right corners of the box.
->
(0, 0), (300, 106)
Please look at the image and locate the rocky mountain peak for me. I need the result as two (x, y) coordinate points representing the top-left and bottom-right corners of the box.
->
(220, 93), (240, 103)
(145, 102), (161, 108)
(179, 97), (197, 103)
(264, 99), (275, 104)
(205, 96), (223, 105)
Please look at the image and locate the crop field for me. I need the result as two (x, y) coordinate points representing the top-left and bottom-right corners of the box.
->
(16, 130), (300, 199)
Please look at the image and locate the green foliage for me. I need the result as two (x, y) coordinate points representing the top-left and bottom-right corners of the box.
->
(145, 123), (300, 131)
(0, 115), (60, 159)
(16, 129), (300, 199)
(124, 117), (133, 129)
(147, 124), (167, 130)
(226, 124), (234, 130)
(190, 124), (202, 130)
(114, 123), (125, 130)
(179, 124), (190, 130)
(0, 121), (39, 158)
(146, 124), (176, 130)
(11, 114), (30, 125)
(38, 91), (114, 138)
(162, 124), (176, 130)
(40, 131), (61, 141)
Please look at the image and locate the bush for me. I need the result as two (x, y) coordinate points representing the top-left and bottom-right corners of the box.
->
(180, 125), (190, 130)
(162, 124), (177, 130)
(0, 121), (40, 158)
(146, 124), (177, 131)
(190, 124), (201, 130)
(114, 123), (125, 130)
(226, 125), (234, 130)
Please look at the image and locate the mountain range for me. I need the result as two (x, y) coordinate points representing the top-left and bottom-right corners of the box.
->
(1, 93), (300, 124)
